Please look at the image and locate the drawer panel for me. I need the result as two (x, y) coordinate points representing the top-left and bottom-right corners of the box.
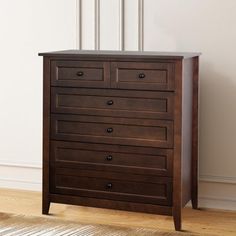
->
(51, 141), (173, 176)
(111, 62), (175, 91)
(52, 168), (172, 206)
(51, 114), (174, 148)
(51, 87), (174, 119)
(51, 60), (110, 88)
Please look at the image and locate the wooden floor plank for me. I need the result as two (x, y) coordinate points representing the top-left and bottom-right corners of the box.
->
(0, 188), (235, 235)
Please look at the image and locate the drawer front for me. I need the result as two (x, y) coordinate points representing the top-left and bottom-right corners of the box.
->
(51, 141), (173, 176)
(51, 60), (110, 88)
(111, 62), (175, 91)
(51, 114), (174, 148)
(51, 87), (174, 119)
(52, 168), (172, 206)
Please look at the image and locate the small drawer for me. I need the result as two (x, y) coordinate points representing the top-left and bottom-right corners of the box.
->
(51, 60), (110, 88)
(51, 87), (174, 119)
(51, 141), (173, 176)
(52, 168), (172, 206)
(111, 62), (175, 91)
(51, 114), (174, 148)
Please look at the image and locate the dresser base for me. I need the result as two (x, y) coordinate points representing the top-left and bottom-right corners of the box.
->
(43, 194), (191, 229)
(46, 194), (172, 216)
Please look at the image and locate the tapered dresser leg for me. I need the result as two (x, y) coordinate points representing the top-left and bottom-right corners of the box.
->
(42, 199), (50, 215)
(173, 210), (182, 231)
(191, 191), (198, 209)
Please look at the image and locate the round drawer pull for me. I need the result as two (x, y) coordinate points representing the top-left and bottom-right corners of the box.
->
(106, 155), (113, 161)
(107, 100), (114, 106)
(76, 71), (84, 76)
(138, 73), (145, 79)
(106, 128), (113, 133)
(106, 183), (113, 189)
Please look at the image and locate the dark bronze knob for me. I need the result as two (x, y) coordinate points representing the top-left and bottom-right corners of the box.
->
(107, 100), (114, 106)
(76, 71), (84, 76)
(138, 73), (145, 79)
(106, 128), (113, 133)
(106, 155), (113, 161)
(106, 183), (112, 189)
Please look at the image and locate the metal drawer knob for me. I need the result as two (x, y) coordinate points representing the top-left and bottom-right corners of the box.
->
(138, 73), (145, 79)
(107, 100), (114, 106)
(106, 155), (113, 161)
(106, 128), (113, 133)
(106, 183), (112, 189)
(76, 71), (84, 76)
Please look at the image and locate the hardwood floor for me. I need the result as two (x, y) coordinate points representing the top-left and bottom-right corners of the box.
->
(0, 188), (235, 235)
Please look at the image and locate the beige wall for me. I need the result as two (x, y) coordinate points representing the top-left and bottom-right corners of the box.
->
(143, 0), (236, 181)
(0, 0), (235, 210)
(77, 0), (236, 209)
(0, 0), (76, 189)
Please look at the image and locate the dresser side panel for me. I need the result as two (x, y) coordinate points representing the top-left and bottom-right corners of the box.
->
(42, 56), (51, 214)
(181, 58), (194, 206)
(173, 60), (183, 231)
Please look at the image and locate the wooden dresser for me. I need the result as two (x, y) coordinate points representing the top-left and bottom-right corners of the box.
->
(39, 50), (200, 231)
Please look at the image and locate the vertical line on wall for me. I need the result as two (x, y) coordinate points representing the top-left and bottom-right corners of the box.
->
(119, 0), (125, 51)
(138, 0), (144, 51)
(76, 0), (82, 49)
(95, 0), (100, 50)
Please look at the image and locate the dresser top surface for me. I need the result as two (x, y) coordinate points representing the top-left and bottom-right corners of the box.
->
(39, 50), (201, 59)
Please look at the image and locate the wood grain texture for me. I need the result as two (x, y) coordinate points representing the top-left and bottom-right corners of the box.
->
(0, 189), (235, 236)
(51, 87), (174, 119)
(39, 50), (201, 59)
(172, 60), (183, 231)
(42, 57), (51, 215)
(51, 114), (174, 148)
(40, 51), (200, 231)
(111, 61), (175, 91)
(51, 141), (173, 177)
(191, 57), (199, 209)
(51, 60), (110, 88)
(53, 171), (172, 206)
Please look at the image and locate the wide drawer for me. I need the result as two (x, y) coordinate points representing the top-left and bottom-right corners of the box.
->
(51, 60), (110, 88)
(51, 87), (174, 119)
(51, 141), (173, 176)
(111, 62), (175, 91)
(51, 114), (174, 148)
(52, 168), (172, 206)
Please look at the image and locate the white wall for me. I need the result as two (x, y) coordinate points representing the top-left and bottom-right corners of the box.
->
(144, 0), (236, 210)
(1, 0), (236, 210)
(0, 0), (76, 190)
(77, 0), (236, 210)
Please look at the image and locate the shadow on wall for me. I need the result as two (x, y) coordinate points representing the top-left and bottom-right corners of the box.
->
(199, 59), (236, 178)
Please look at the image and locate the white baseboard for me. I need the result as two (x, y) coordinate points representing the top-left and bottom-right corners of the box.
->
(198, 177), (236, 211)
(0, 163), (236, 211)
(199, 196), (236, 211)
(0, 162), (42, 191)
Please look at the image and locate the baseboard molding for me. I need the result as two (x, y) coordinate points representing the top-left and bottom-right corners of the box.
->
(0, 163), (42, 191)
(0, 160), (41, 169)
(200, 174), (236, 184)
(199, 196), (236, 211)
(0, 164), (236, 211)
(198, 178), (236, 211)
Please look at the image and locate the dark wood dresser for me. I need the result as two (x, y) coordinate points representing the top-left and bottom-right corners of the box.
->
(39, 50), (200, 231)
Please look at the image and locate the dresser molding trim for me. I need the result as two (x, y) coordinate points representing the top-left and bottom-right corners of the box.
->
(50, 193), (172, 216)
